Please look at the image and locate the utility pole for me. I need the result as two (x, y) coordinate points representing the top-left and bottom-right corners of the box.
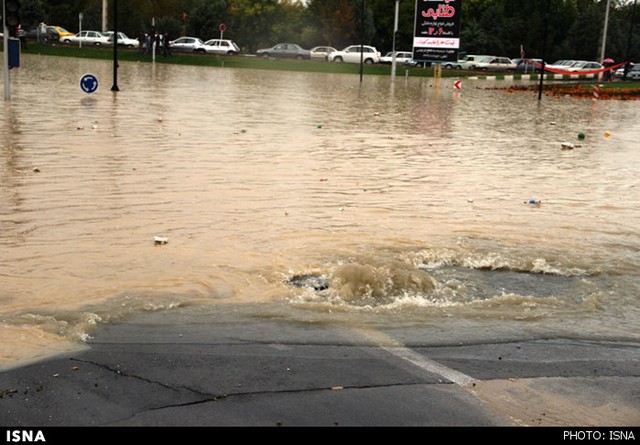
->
(600, 0), (612, 63)
(102, 0), (108, 33)
(391, 0), (400, 82)
(360, 0), (365, 83)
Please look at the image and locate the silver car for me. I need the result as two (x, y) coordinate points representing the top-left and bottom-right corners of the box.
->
(256, 43), (310, 59)
(617, 64), (640, 80)
(169, 36), (206, 53)
(60, 30), (110, 46)
(103, 31), (139, 48)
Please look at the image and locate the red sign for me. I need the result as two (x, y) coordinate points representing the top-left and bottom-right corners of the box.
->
(219, 23), (226, 33)
(454, 80), (461, 90)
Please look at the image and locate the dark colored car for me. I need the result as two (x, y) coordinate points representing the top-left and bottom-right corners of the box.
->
(514, 58), (543, 73)
(46, 25), (74, 42)
(256, 43), (310, 60)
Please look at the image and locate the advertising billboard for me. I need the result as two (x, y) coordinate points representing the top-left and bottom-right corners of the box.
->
(413, 0), (462, 63)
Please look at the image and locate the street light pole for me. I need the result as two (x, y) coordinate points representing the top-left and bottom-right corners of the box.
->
(360, 0), (365, 83)
(79, 12), (83, 49)
(391, 0), (400, 82)
(102, 0), (108, 33)
(600, 0), (612, 63)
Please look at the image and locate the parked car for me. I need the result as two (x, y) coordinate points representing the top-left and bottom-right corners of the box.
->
(615, 63), (636, 79)
(46, 26), (75, 42)
(469, 56), (516, 71)
(328, 45), (381, 64)
(627, 64), (640, 80)
(380, 51), (413, 65)
(616, 63), (640, 80)
(458, 54), (490, 69)
(309, 46), (337, 60)
(60, 30), (110, 46)
(545, 60), (577, 71)
(256, 43), (310, 59)
(103, 31), (139, 48)
(441, 60), (462, 69)
(565, 61), (603, 72)
(203, 39), (240, 55)
(514, 58), (543, 73)
(169, 36), (206, 52)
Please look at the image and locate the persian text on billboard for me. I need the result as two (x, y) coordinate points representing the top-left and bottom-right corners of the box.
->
(413, 0), (462, 63)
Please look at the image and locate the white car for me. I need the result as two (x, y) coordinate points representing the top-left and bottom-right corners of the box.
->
(103, 31), (139, 48)
(309, 46), (337, 60)
(328, 45), (381, 64)
(616, 63), (640, 79)
(469, 56), (516, 71)
(203, 39), (240, 55)
(565, 61), (603, 72)
(458, 54), (490, 69)
(60, 30), (110, 46)
(380, 51), (413, 65)
(169, 36), (206, 53)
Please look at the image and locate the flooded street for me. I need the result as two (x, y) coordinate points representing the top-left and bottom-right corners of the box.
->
(1, 55), (639, 368)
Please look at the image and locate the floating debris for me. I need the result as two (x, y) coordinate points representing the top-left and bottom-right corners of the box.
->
(561, 142), (575, 150)
(154, 236), (169, 245)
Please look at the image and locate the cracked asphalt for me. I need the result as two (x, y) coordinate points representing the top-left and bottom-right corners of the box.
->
(1, 306), (639, 427)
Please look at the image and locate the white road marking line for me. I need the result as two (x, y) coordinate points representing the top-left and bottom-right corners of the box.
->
(350, 327), (477, 386)
(381, 345), (477, 386)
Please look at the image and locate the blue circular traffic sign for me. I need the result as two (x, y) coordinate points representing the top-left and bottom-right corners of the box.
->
(80, 74), (99, 94)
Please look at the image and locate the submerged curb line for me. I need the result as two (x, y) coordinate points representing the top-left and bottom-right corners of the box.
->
(468, 73), (599, 81)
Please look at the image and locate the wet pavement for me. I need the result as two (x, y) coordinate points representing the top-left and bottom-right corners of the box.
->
(1, 309), (638, 429)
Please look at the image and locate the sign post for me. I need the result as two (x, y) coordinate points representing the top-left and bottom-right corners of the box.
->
(80, 73), (99, 94)
(412, 0), (462, 67)
(111, 0), (119, 92)
(219, 23), (226, 40)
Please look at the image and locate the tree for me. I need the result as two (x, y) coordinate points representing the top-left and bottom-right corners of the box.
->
(270, 0), (307, 45)
(228, 0), (280, 52)
(27, 0), (640, 63)
(367, 0), (417, 53)
(19, 0), (46, 27)
(307, 0), (360, 48)
(187, 0), (228, 40)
